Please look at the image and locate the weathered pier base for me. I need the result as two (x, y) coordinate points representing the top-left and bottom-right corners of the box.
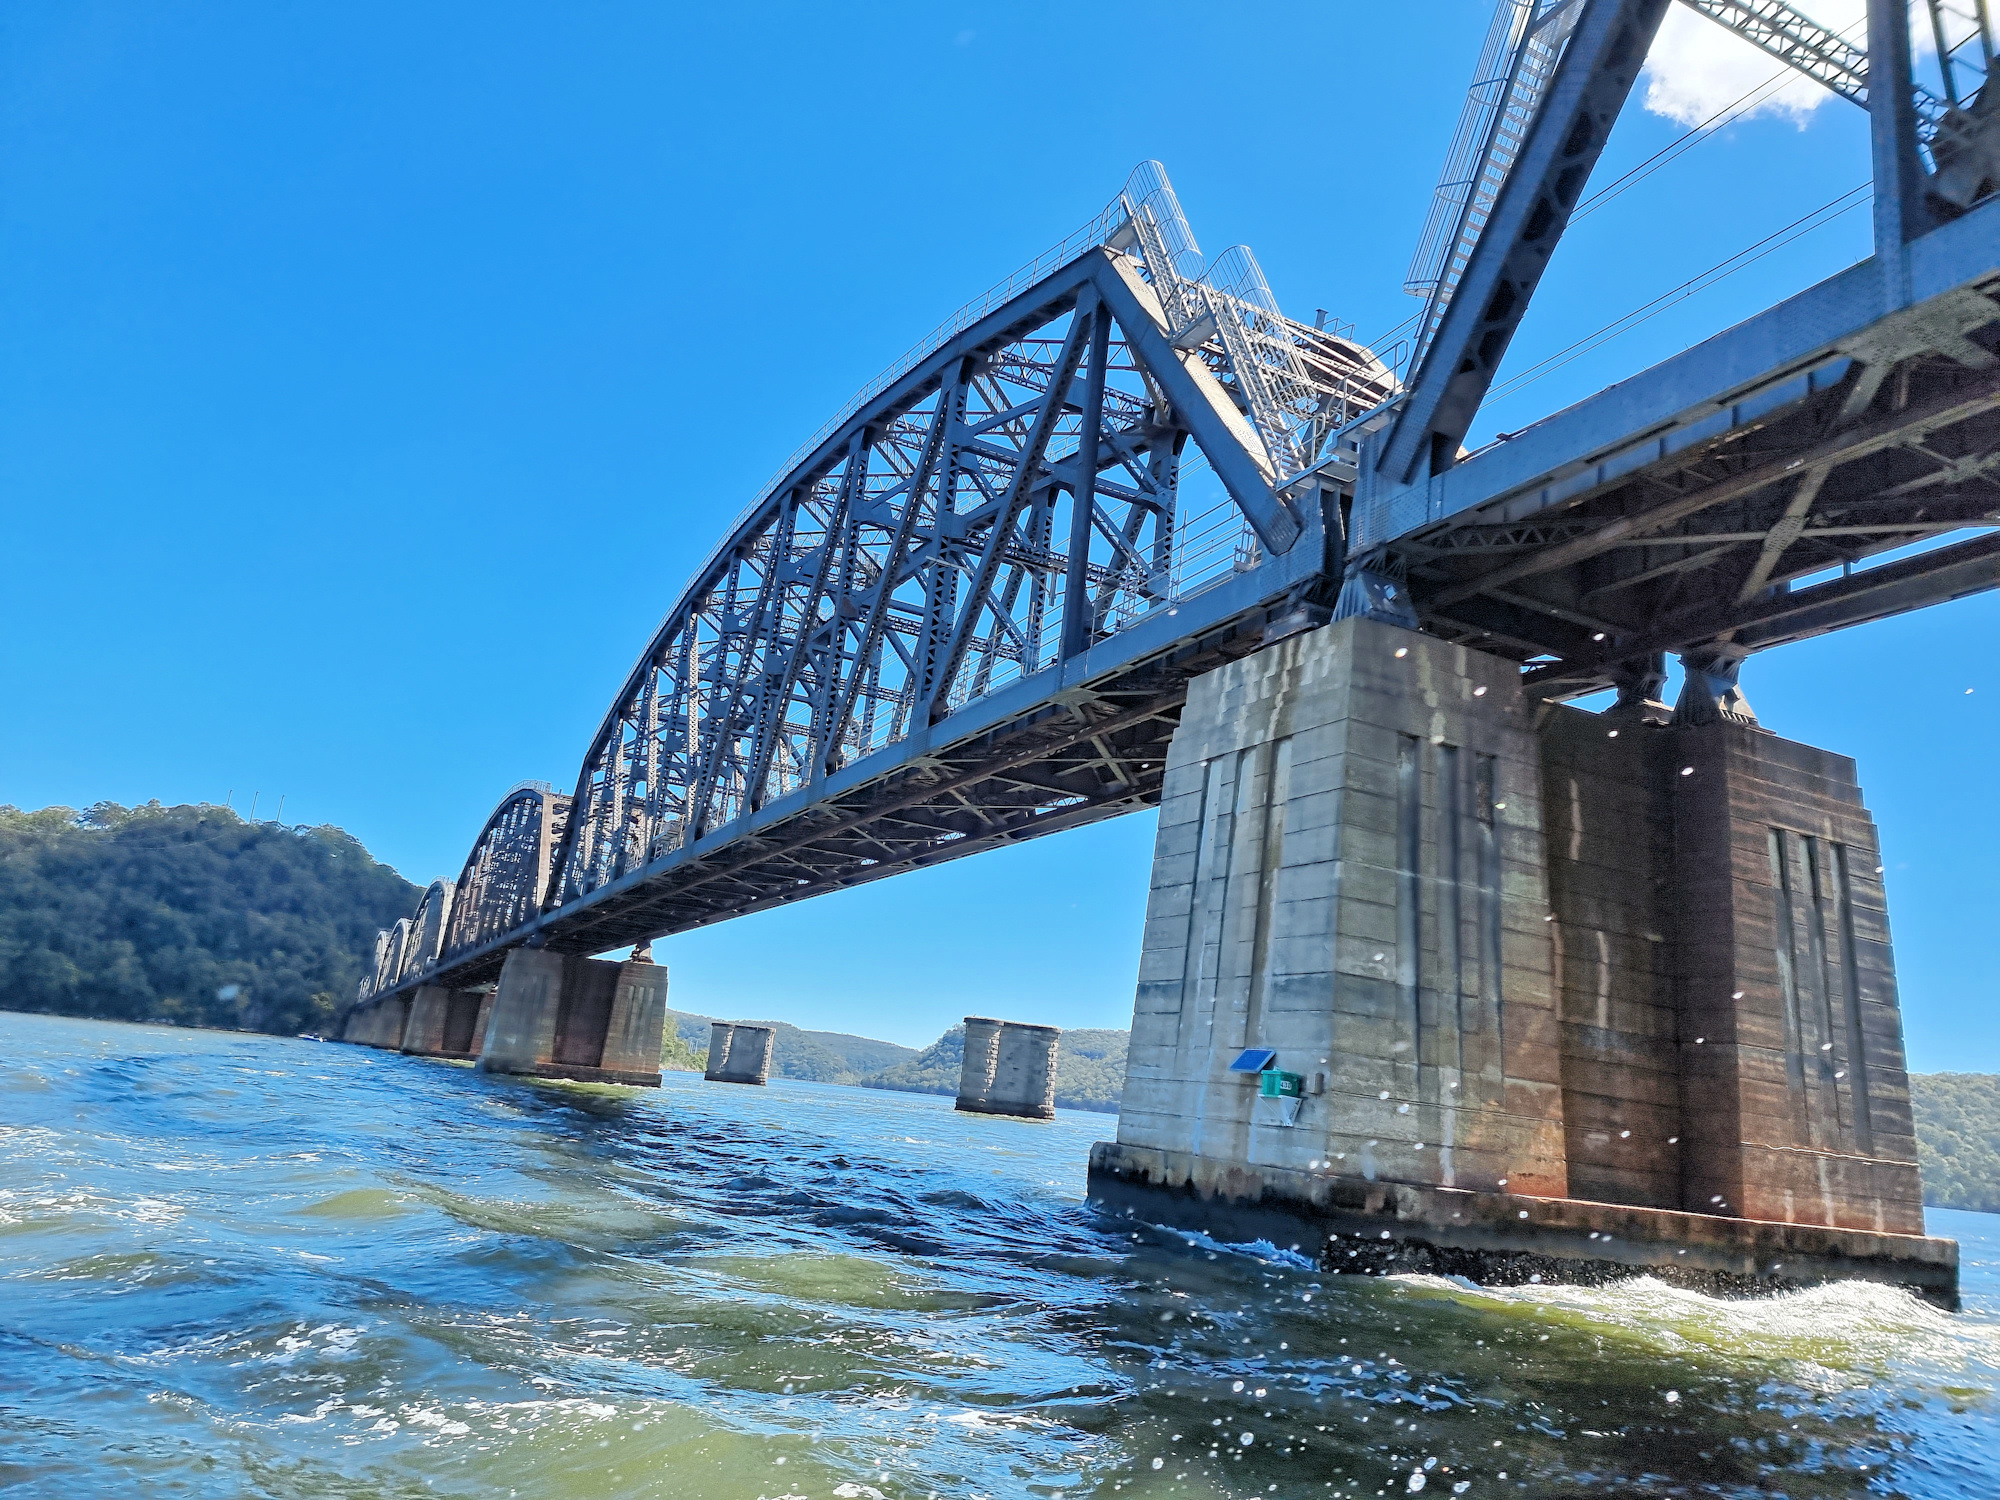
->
(479, 948), (669, 1086)
(400, 985), (489, 1060)
(345, 993), (410, 1049)
(705, 1022), (775, 1084)
(1089, 616), (1957, 1304)
(957, 1017), (1060, 1119)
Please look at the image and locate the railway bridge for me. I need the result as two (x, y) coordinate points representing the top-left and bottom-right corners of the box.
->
(342, 0), (2000, 1304)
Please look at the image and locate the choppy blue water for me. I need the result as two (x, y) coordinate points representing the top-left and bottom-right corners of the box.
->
(2, 1012), (1996, 1499)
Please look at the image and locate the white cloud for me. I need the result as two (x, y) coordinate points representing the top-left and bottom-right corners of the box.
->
(1640, 0), (1868, 128)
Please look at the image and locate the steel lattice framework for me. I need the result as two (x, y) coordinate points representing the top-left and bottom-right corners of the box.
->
(353, 164), (1393, 1004)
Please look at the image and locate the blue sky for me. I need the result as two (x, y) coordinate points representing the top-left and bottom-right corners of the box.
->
(5, 2), (1996, 1064)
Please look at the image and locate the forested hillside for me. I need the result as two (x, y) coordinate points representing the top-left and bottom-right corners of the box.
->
(0, 802), (419, 1037)
(1912, 1073), (2000, 1214)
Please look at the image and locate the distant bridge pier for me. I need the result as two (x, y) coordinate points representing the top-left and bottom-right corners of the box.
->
(466, 991), (495, 1058)
(704, 1022), (775, 1085)
(400, 985), (489, 1060)
(1089, 618), (1957, 1303)
(479, 948), (669, 1087)
(956, 1018), (1061, 1120)
(344, 993), (410, 1050)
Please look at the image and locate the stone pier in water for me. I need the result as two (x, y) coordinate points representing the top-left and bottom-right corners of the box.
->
(957, 1017), (1060, 1119)
(478, 948), (670, 1086)
(705, 1022), (775, 1085)
(400, 985), (492, 1061)
(1087, 616), (1957, 1304)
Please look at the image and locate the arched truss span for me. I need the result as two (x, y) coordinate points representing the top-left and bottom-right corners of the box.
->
(437, 783), (570, 962)
(354, 783), (569, 1004)
(402, 879), (455, 981)
(358, 163), (1393, 1001)
(546, 164), (1393, 916)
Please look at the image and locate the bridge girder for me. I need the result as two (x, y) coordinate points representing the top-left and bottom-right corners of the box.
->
(541, 238), (1388, 930)
(349, 167), (1393, 1006)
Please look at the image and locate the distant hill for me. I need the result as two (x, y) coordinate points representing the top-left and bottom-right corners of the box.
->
(1912, 1073), (2000, 1214)
(861, 1023), (1128, 1113)
(663, 1010), (917, 1082)
(0, 801), (420, 1038)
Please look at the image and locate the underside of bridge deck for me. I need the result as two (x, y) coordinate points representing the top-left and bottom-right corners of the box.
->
(1357, 255), (2000, 702)
(434, 593), (1302, 989)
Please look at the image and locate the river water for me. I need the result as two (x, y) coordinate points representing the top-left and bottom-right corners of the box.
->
(2, 1013), (1996, 1499)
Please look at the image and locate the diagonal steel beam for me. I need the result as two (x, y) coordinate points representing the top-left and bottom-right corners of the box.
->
(923, 296), (1096, 725)
(820, 362), (965, 774)
(747, 432), (866, 810)
(1091, 254), (1300, 553)
(1381, 0), (1673, 483)
(1734, 464), (1830, 603)
(1523, 528), (2000, 692)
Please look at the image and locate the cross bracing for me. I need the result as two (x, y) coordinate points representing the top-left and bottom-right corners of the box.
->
(355, 164), (1393, 1003)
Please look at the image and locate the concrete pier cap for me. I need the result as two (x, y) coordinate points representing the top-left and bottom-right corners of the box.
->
(705, 1021), (775, 1085)
(957, 1017), (1061, 1120)
(1088, 614), (1958, 1307)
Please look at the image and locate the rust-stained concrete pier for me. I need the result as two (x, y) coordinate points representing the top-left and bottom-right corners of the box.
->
(1088, 618), (1956, 1304)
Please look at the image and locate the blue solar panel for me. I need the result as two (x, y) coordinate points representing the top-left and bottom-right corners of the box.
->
(1228, 1048), (1278, 1073)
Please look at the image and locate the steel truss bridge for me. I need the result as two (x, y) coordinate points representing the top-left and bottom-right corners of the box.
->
(352, 0), (2000, 1020)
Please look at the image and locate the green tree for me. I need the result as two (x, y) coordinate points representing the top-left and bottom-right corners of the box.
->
(1911, 1073), (2000, 1214)
(0, 801), (419, 1036)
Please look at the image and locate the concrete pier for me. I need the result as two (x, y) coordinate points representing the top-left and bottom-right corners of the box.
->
(1089, 616), (1957, 1304)
(466, 990), (495, 1057)
(479, 948), (669, 1086)
(399, 985), (490, 1059)
(956, 1017), (1060, 1119)
(347, 994), (410, 1049)
(705, 1022), (775, 1084)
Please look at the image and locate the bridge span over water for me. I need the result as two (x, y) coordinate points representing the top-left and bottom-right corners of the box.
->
(345, 0), (1998, 1305)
